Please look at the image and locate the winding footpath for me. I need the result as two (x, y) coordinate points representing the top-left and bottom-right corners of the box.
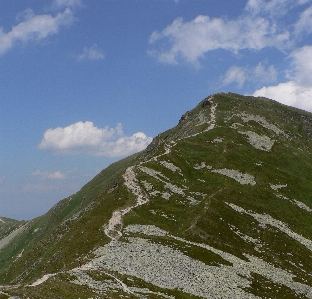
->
(104, 166), (149, 240)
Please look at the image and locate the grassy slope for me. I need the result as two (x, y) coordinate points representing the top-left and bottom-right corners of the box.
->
(124, 93), (312, 297)
(0, 153), (139, 284)
(0, 218), (22, 239)
(1, 93), (312, 298)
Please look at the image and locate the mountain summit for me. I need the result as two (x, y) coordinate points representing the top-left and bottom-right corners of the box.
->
(1, 93), (312, 298)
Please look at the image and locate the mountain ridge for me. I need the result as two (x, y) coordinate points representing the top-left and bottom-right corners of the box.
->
(1, 92), (312, 298)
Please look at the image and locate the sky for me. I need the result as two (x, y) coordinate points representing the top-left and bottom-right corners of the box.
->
(1, 0), (312, 220)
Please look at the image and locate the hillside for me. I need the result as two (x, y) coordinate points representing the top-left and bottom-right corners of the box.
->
(0, 217), (23, 249)
(1, 92), (312, 298)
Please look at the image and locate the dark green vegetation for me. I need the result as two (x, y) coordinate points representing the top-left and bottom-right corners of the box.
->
(0, 93), (312, 298)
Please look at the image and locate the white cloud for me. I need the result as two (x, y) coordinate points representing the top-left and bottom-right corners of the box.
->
(38, 121), (153, 157)
(254, 63), (277, 83)
(253, 45), (312, 112)
(48, 171), (66, 179)
(295, 5), (312, 36)
(39, 121), (122, 151)
(222, 63), (277, 88)
(148, 1), (312, 67)
(289, 45), (312, 86)
(253, 81), (312, 112)
(222, 66), (246, 88)
(148, 14), (289, 66)
(15, 8), (36, 22)
(245, 0), (291, 17)
(245, 0), (310, 18)
(77, 44), (105, 61)
(0, 8), (74, 55)
(32, 170), (66, 180)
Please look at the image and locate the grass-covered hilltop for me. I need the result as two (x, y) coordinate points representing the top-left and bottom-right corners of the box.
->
(1, 92), (312, 298)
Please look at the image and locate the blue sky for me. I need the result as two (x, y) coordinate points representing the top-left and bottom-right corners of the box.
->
(1, 0), (312, 220)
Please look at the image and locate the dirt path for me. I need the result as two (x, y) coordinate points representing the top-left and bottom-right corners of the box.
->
(104, 166), (149, 240)
(204, 101), (217, 132)
(30, 273), (58, 286)
(185, 99), (217, 139)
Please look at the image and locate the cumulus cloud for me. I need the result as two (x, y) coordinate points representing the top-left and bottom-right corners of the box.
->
(77, 44), (105, 61)
(253, 45), (312, 113)
(253, 81), (312, 112)
(289, 46), (312, 86)
(222, 63), (277, 88)
(148, 14), (289, 66)
(38, 121), (153, 157)
(0, 7), (74, 55)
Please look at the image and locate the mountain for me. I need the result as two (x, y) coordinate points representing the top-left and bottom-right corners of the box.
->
(0, 92), (312, 299)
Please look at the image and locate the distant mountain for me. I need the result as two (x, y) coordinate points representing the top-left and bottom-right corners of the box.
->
(1, 93), (312, 298)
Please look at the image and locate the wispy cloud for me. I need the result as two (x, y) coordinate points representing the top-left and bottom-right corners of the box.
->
(244, 0), (307, 18)
(243, 2), (312, 112)
(0, 7), (74, 55)
(222, 66), (246, 88)
(32, 170), (66, 180)
(253, 63), (277, 83)
(148, 14), (289, 67)
(38, 121), (153, 157)
(53, 0), (83, 8)
(21, 168), (88, 196)
(76, 44), (105, 61)
(294, 5), (312, 36)
(147, 1), (312, 67)
(148, 1), (312, 112)
(222, 63), (277, 88)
